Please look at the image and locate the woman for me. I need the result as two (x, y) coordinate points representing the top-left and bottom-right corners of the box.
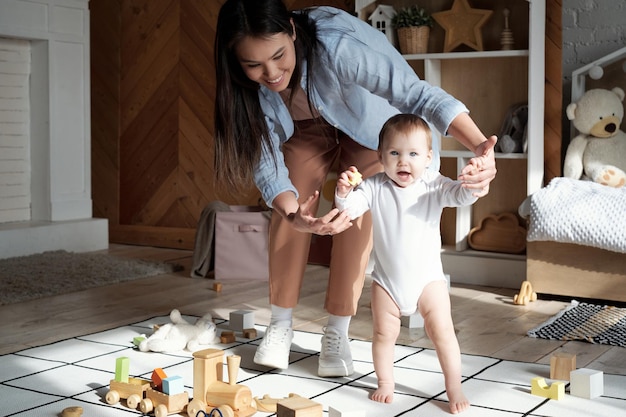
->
(214, 0), (497, 377)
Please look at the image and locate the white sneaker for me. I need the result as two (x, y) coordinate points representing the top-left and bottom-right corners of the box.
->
(318, 326), (354, 377)
(253, 324), (293, 369)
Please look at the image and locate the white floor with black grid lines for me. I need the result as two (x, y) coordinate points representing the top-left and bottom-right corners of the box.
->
(1, 314), (625, 416)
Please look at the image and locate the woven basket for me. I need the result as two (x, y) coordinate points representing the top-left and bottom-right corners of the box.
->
(397, 26), (430, 54)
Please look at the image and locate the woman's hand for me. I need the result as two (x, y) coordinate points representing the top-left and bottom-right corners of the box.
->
(288, 191), (353, 236)
(458, 135), (498, 197)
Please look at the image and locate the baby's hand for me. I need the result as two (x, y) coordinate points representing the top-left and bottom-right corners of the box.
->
(336, 166), (362, 198)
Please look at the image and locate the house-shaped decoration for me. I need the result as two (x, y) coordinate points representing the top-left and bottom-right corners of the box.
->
(355, 0), (377, 20)
(368, 5), (397, 46)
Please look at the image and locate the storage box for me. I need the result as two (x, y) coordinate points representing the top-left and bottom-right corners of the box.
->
(214, 206), (270, 281)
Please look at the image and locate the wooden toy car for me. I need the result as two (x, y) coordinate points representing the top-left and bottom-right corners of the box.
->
(140, 387), (189, 417)
(105, 377), (151, 409)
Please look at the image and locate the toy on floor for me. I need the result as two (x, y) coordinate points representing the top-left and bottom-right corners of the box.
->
(570, 368), (604, 399)
(139, 309), (217, 353)
(254, 393), (301, 413)
(531, 377), (565, 400)
(513, 280), (537, 305)
(61, 406), (83, 417)
(550, 352), (576, 381)
(276, 395), (322, 417)
(564, 87), (626, 187)
(105, 356), (190, 416)
(105, 357), (152, 409)
(187, 349), (256, 417)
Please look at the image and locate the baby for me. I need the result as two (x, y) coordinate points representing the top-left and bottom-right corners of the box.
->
(335, 114), (482, 414)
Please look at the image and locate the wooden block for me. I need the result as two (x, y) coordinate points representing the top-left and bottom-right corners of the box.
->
(229, 310), (255, 331)
(277, 396), (323, 417)
(401, 312), (424, 328)
(114, 357), (130, 383)
(570, 368), (604, 399)
(220, 330), (236, 344)
(243, 328), (257, 339)
(213, 282), (222, 292)
(550, 352), (576, 380)
(531, 377), (565, 400)
(329, 405), (365, 417)
(61, 406), (83, 417)
(133, 335), (146, 346)
(151, 368), (168, 390)
(163, 375), (184, 395)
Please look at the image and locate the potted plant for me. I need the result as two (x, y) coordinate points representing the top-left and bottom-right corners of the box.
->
(392, 5), (433, 54)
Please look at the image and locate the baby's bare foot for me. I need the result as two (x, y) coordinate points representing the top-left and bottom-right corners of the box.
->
(448, 388), (470, 414)
(370, 382), (394, 403)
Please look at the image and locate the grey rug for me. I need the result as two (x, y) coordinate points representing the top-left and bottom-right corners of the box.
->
(0, 250), (181, 305)
(527, 300), (626, 348)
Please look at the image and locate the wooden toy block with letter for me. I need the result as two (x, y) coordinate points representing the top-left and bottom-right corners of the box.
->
(531, 377), (565, 400)
(277, 396), (322, 417)
(550, 352), (576, 380)
(570, 368), (604, 399)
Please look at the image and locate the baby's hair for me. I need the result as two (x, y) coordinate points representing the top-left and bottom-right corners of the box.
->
(378, 113), (432, 150)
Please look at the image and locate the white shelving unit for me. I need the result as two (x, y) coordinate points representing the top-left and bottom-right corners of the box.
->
(360, 0), (545, 288)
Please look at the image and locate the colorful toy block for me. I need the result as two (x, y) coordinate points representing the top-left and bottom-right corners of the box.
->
(132, 335), (146, 347)
(277, 396), (323, 417)
(531, 377), (565, 400)
(163, 375), (184, 395)
(115, 357), (130, 383)
(229, 310), (255, 332)
(550, 352), (576, 381)
(570, 368), (604, 399)
(151, 368), (168, 391)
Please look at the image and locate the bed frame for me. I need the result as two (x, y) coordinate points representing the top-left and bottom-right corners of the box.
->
(527, 241), (626, 302)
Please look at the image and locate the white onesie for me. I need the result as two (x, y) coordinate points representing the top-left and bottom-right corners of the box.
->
(335, 170), (477, 315)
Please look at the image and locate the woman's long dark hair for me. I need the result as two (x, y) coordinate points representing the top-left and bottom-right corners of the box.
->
(214, 0), (320, 194)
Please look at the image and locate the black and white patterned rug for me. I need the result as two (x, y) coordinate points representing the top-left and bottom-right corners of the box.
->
(528, 301), (626, 347)
(3, 314), (626, 416)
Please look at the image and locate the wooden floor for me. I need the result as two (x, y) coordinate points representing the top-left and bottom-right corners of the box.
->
(1, 244), (625, 376)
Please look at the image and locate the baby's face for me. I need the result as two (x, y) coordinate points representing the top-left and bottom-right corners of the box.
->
(378, 128), (432, 188)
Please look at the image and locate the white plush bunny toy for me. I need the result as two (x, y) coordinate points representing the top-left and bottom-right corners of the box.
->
(139, 309), (217, 353)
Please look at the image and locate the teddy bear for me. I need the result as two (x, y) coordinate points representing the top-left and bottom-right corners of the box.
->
(564, 87), (626, 187)
(139, 309), (217, 353)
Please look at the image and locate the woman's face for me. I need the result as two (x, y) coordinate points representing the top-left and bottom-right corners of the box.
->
(234, 30), (297, 92)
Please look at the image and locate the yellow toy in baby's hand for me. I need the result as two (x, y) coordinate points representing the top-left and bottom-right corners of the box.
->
(348, 170), (363, 186)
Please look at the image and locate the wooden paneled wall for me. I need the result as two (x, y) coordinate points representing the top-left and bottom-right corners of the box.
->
(91, 0), (353, 249)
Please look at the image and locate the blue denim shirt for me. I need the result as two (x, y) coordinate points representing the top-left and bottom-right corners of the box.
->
(254, 7), (468, 207)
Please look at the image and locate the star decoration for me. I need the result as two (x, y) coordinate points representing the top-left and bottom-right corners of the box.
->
(432, 0), (493, 52)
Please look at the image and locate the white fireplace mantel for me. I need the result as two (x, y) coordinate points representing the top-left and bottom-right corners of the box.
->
(0, 0), (108, 259)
